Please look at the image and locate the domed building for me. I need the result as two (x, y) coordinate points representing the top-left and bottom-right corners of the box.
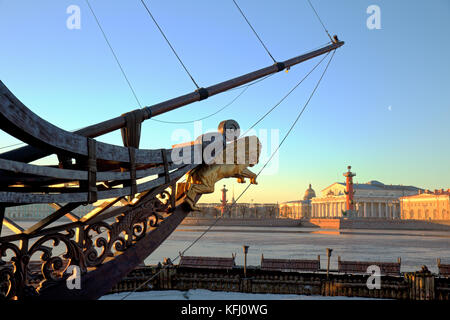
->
(311, 175), (422, 219)
(303, 184), (316, 201)
(279, 184), (316, 219)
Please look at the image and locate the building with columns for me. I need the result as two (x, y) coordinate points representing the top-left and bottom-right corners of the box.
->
(400, 189), (450, 220)
(279, 184), (316, 219)
(311, 180), (422, 219)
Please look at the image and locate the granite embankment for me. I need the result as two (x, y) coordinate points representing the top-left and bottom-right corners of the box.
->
(181, 217), (301, 227)
(304, 218), (450, 231)
(181, 217), (450, 230)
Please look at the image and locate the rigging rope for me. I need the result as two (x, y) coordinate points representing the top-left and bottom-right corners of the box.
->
(166, 49), (329, 185)
(85, 0), (251, 124)
(155, 41), (331, 125)
(140, 0), (200, 89)
(150, 86), (249, 124)
(120, 49), (337, 300)
(150, 73), (274, 124)
(80, 2), (336, 129)
(219, 72), (274, 92)
(243, 51), (330, 136)
(85, 0), (142, 108)
(232, 0), (276, 63)
(306, 0), (334, 42)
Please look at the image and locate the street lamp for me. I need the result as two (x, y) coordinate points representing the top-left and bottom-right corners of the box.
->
(243, 245), (249, 278)
(326, 248), (333, 278)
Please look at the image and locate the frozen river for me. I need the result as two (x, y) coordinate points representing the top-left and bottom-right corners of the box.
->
(2, 222), (450, 273)
(145, 225), (450, 273)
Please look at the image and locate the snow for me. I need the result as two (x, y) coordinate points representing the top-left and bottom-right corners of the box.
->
(101, 289), (381, 300)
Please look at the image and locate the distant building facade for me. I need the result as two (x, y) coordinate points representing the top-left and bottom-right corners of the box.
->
(400, 189), (450, 220)
(5, 203), (95, 221)
(195, 202), (279, 219)
(4, 181), (98, 221)
(195, 185), (279, 219)
(279, 184), (316, 219)
(311, 180), (421, 219)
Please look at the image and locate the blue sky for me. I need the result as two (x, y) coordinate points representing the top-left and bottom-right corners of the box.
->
(0, 0), (449, 203)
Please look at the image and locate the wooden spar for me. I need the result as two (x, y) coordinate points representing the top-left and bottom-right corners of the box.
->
(0, 164), (195, 204)
(0, 205), (4, 235)
(81, 41), (344, 131)
(148, 41), (344, 117)
(1, 41), (343, 163)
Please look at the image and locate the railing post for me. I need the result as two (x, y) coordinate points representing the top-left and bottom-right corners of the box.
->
(406, 265), (435, 300)
(0, 205), (5, 235)
(326, 248), (333, 278)
(243, 245), (249, 278)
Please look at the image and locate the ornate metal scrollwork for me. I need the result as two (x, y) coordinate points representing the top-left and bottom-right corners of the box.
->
(0, 242), (21, 300)
(0, 184), (176, 300)
(0, 266), (16, 299)
(29, 229), (85, 293)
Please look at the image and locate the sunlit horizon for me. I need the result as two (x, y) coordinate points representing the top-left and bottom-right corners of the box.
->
(1, 0), (449, 204)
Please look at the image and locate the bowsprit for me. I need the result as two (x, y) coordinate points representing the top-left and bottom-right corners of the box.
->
(0, 3), (343, 300)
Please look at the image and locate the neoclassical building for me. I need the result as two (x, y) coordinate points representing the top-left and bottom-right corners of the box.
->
(5, 203), (95, 221)
(279, 184), (316, 219)
(400, 189), (450, 220)
(311, 180), (422, 219)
